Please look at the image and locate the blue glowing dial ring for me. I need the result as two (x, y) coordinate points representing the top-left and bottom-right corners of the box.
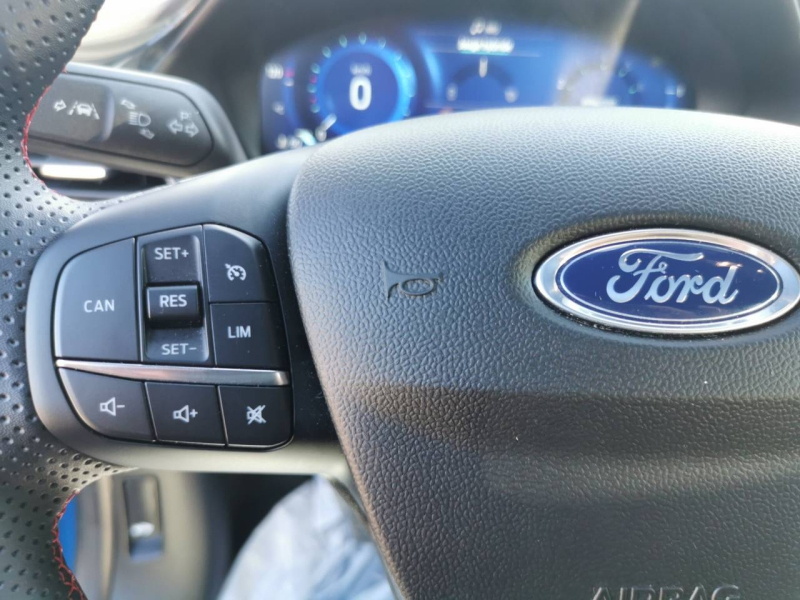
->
(309, 34), (417, 139)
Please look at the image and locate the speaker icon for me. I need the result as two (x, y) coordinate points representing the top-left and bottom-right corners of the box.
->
(99, 397), (124, 417)
(172, 405), (198, 424)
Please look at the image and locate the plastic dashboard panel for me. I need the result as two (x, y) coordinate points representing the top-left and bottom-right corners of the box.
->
(27, 148), (343, 475)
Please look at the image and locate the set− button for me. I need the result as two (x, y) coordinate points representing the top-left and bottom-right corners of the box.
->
(144, 327), (210, 365)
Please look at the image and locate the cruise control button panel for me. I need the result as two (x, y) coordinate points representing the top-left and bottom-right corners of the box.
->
(52, 225), (292, 450)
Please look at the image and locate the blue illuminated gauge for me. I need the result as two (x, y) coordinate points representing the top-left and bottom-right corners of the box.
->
(308, 34), (417, 141)
(558, 57), (691, 108)
(558, 62), (642, 107)
(443, 56), (519, 109)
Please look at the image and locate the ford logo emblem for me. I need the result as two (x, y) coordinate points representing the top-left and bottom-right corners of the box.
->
(534, 229), (800, 335)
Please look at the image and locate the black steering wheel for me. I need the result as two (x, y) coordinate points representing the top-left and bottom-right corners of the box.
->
(4, 1), (800, 599)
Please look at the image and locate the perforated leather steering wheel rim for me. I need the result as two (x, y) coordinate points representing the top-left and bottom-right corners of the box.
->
(0, 1), (124, 597)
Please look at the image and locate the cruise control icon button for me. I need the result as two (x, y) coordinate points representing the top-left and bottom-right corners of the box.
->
(225, 264), (247, 281)
(204, 225), (277, 302)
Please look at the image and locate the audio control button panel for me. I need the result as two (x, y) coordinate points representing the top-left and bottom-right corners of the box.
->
(53, 225), (292, 450)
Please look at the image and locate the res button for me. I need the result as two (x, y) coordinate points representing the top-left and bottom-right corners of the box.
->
(54, 239), (139, 361)
(146, 285), (201, 323)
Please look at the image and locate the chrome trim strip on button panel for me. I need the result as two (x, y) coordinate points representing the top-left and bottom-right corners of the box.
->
(55, 359), (290, 387)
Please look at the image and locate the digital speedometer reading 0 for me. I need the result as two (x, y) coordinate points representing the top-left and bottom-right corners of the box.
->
(308, 34), (416, 140)
(260, 18), (693, 152)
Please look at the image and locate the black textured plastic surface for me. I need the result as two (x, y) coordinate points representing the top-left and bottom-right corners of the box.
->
(0, 1), (124, 598)
(289, 109), (800, 599)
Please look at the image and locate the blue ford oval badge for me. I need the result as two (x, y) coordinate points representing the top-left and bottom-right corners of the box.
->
(534, 229), (800, 334)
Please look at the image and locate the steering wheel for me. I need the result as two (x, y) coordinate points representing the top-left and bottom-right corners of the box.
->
(5, 1), (800, 599)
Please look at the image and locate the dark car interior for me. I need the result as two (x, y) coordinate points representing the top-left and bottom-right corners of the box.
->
(4, 0), (800, 598)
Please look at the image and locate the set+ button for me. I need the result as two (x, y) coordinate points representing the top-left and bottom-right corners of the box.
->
(142, 228), (203, 284)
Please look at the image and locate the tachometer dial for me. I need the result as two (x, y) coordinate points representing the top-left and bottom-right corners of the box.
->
(443, 56), (519, 109)
(308, 34), (417, 140)
(558, 57), (690, 108)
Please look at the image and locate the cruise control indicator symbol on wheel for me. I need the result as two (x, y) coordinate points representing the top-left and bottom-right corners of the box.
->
(225, 264), (247, 281)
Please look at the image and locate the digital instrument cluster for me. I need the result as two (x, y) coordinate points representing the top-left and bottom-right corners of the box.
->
(261, 18), (693, 152)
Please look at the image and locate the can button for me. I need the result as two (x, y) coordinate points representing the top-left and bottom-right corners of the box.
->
(54, 239), (139, 362)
